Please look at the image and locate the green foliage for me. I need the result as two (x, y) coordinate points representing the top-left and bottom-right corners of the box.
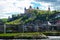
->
(6, 9), (60, 25)
(0, 32), (44, 37)
(6, 17), (23, 25)
(1, 18), (8, 23)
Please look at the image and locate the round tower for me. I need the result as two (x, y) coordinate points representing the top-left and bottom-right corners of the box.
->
(37, 7), (39, 9)
(24, 7), (26, 13)
(29, 6), (32, 9)
(24, 7), (26, 11)
(48, 6), (50, 11)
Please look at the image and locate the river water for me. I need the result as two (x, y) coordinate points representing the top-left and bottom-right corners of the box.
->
(0, 36), (60, 40)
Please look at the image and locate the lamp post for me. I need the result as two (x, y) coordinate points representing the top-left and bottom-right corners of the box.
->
(37, 25), (38, 32)
(4, 24), (6, 34)
(23, 25), (24, 33)
(22, 22), (24, 37)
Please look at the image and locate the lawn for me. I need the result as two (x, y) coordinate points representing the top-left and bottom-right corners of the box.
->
(0, 32), (48, 39)
(0, 32), (60, 37)
(0, 33), (20, 36)
(0, 32), (43, 37)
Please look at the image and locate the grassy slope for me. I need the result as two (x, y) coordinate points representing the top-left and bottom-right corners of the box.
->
(0, 32), (60, 36)
(6, 17), (23, 25)
(5, 10), (59, 25)
(5, 10), (47, 24)
(0, 32), (43, 37)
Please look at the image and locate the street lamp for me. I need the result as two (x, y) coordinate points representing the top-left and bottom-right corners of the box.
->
(4, 24), (6, 34)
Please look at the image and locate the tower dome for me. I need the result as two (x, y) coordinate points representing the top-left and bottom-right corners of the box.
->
(37, 7), (39, 9)
(24, 7), (26, 13)
(24, 7), (26, 11)
(48, 6), (50, 11)
(29, 6), (32, 9)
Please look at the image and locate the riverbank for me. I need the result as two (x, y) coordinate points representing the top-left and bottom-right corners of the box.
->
(0, 32), (60, 39)
(0, 32), (48, 39)
(42, 32), (60, 36)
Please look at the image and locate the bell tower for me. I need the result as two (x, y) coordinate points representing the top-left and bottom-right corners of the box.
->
(37, 7), (39, 9)
(29, 6), (32, 9)
(48, 6), (50, 11)
(24, 7), (26, 13)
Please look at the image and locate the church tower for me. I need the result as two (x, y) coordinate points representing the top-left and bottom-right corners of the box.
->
(24, 7), (26, 13)
(37, 7), (39, 9)
(29, 6), (32, 9)
(48, 6), (50, 11)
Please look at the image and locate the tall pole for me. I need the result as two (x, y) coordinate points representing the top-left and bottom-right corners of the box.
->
(23, 25), (24, 33)
(4, 24), (6, 34)
(37, 24), (38, 32)
(22, 25), (24, 37)
(37, 26), (38, 32)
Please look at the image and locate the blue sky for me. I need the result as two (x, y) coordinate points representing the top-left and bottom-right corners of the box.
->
(0, 0), (55, 18)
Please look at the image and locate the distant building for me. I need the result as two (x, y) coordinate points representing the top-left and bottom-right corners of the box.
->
(48, 6), (50, 11)
(56, 20), (60, 25)
(55, 13), (60, 18)
(37, 7), (39, 9)
(24, 6), (51, 14)
(24, 6), (39, 13)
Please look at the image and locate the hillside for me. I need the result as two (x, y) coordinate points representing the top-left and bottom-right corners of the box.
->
(6, 10), (60, 25)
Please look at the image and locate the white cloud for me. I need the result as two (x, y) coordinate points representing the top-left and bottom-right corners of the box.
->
(39, 2), (52, 10)
(0, 0), (33, 18)
(31, 1), (54, 11)
(0, 0), (54, 18)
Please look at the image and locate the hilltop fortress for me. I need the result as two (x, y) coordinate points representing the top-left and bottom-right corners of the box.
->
(24, 6), (50, 13)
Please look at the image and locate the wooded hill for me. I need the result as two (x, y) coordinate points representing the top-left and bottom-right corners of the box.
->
(5, 10), (60, 25)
